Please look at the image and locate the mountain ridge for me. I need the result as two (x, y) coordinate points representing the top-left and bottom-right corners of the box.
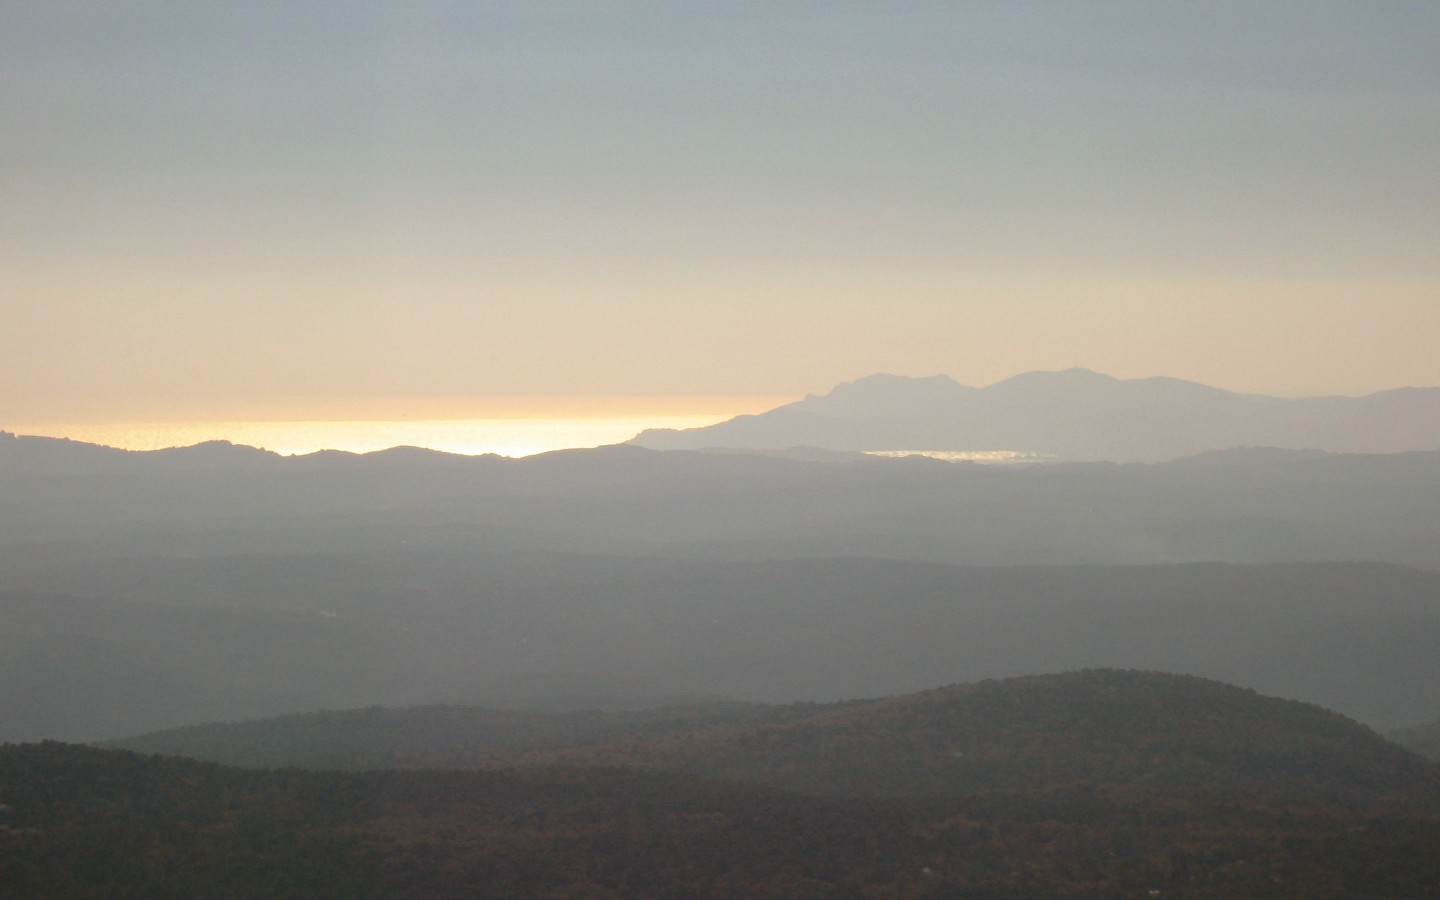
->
(628, 369), (1440, 461)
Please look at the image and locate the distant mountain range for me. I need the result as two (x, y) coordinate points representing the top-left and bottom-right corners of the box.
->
(9, 388), (1440, 893)
(5, 425), (1440, 741)
(628, 369), (1440, 462)
(6, 430), (1440, 572)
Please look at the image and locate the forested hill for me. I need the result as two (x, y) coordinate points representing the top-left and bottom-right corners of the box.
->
(112, 671), (1440, 812)
(8, 739), (1440, 898)
(515, 670), (1440, 809)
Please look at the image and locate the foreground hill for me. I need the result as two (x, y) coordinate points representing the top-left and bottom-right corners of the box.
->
(29, 671), (1440, 897)
(629, 369), (1440, 462)
(516, 671), (1440, 809)
(113, 671), (1440, 813)
(8, 739), (1440, 898)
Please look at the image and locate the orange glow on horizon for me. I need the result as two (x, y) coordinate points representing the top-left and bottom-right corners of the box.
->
(7, 395), (798, 458)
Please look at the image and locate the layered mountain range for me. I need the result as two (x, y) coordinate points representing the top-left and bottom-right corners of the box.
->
(5, 415), (1440, 740)
(629, 369), (1440, 462)
(6, 374), (1440, 893)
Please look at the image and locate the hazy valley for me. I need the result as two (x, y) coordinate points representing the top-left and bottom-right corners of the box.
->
(10, 2), (1440, 891)
(5, 371), (1440, 895)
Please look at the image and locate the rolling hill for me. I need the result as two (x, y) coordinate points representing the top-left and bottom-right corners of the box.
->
(112, 671), (1440, 812)
(52, 671), (1440, 896)
(10, 734), (1440, 898)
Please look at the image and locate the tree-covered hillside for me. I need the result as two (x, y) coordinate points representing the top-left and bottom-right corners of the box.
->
(114, 671), (1440, 812)
(516, 670), (1440, 809)
(7, 738), (1440, 898)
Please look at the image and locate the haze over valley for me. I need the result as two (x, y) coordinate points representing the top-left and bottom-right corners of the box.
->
(5, 369), (1440, 744)
(8, 374), (1440, 895)
(6, 2), (1440, 895)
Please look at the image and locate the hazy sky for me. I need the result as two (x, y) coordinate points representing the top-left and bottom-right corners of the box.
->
(5, 2), (1439, 422)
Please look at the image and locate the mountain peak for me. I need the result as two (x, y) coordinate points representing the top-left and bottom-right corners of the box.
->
(627, 370), (1440, 461)
(995, 366), (1113, 383)
(842, 372), (965, 389)
(984, 367), (1118, 395)
(818, 372), (966, 399)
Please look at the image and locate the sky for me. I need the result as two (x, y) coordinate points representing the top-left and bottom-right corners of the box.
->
(5, 1), (1440, 428)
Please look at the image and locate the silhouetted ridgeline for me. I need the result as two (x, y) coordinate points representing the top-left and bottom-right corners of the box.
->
(629, 369), (1440, 462)
(3, 430), (1440, 570)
